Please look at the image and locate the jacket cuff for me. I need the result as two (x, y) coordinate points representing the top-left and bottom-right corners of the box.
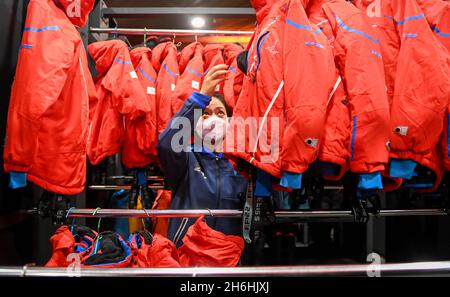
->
(389, 159), (417, 179)
(279, 172), (302, 189)
(9, 172), (27, 189)
(358, 172), (383, 190)
(190, 92), (211, 109)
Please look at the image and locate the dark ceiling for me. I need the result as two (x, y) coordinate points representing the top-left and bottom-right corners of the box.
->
(102, 0), (256, 45)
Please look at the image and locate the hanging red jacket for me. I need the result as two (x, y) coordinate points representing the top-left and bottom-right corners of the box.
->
(203, 44), (226, 94)
(151, 42), (180, 134)
(225, 0), (336, 184)
(128, 231), (181, 268)
(123, 47), (158, 168)
(3, 0), (96, 195)
(223, 44), (245, 111)
(172, 42), (204, 115)
(355, 0), (450, 191)
(178, 217), (244, 267)
(308, 0), (390, 179)
(416, 0), (450, 172)
(87, 40), (150, 166)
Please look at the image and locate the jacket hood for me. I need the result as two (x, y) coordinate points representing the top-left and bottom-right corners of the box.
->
(88, 40), (130, 75)
(54, 0), (95, 27)
(223, 44), (244, 65)
(178, 42), (204, 73)
(130, 47), (152, 67)
(151, 42), (178, 72)
(203, 44), (224, 70)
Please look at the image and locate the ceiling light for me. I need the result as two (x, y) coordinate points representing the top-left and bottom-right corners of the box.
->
(191, 17), (206, 28)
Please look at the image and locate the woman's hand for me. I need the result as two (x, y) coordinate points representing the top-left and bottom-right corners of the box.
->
(200, 64), (229, 97)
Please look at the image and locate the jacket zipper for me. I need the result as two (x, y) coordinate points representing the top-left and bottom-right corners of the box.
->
(79, 57), (91, 142)
(214, 156), (221, 229)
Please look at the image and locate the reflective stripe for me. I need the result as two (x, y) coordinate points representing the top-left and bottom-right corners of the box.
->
(305, 41), (324, 48)
(24, 25), (59, 32)
(403, 33), (418, 38)
(229, 66), (237, 73)
(371, 50), (382, 58)
(186, 67), (203, 77)
(393, 14), (425, 25)
(351, 116), (357, 161)
(138, 67), (156, 83)
(255, 31), (270, 74)
(312, 28), (322, 35)
(252, 80), (284, 153)
(286, 19), (312, 31)
(19, 44), (32, 49)
(162, 63), (177, 78)
(114, 58), (132, 65)
(433, 26), (450, 38)
(335, 15), (379, 43)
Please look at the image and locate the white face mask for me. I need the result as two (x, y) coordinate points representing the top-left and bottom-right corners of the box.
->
(195, 115), (227, 149)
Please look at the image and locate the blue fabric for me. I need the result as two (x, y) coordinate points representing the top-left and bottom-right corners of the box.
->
(286, 19), (312, 31)
(280, 172), (302, 189)
(24, 25), (59, 32)
(358, 172), (383, 190)
(393, 14), (425, 25)
(137, 67), (156, 83)
(335, 15), (379, 43)
(272, 191), (290, 210)
(186, 67), (203, 77)
(190, 144), (224, 159)
(19, 44), (32, 50)
(256, 32), (270, 73)
(109, 190), (130, 239)
(9, 172), (27, 189)
(389, 159), (417, 179)
(351, 116), (357, 161)
(157, 94), (248, 246)
(433, 26), (450, 38)
(87, 235), (132, 267)
(313, 28), (322, 35)
(403, 33), (418, 38)
(371, 50), (382, 58)
(229, 66), (237, 73)
(114, 58), (132, 65)
(403, 183), (434, 189)
(137, 170), (146, 186)
(162, 63), (177, 78)
(305, 41), (324, 48)
(190, 91), (211, 109)
(255, 169), (273, 197)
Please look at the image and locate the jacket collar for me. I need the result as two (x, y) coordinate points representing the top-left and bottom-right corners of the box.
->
(54, 0), (95, 27)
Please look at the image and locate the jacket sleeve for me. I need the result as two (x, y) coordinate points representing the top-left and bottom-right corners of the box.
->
(388, 0), (450, 158)
(157, 92), (210, 191)
(279, 0), (335, 186)
(3, 1), (74, 172)
(334, 11), (390, 174)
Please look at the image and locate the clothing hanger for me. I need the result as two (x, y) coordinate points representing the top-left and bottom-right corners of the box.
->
(143, 27), (147, 47)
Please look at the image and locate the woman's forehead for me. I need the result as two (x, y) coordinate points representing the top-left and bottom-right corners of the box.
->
(206, 97), (226, 110)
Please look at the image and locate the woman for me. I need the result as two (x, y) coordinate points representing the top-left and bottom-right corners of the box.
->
(157, 64), (248, 246)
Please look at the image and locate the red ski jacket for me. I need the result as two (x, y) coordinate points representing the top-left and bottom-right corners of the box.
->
(307, 0), (390, 177)
(355, 0), (450, 191)
(225, 0), (336, 182)
(223, 44), (245, 111)
(172, 42), (204, 115)
(178, 217), (244, 267)
(151, 42), (180, 135)
(87, 40), (150, 166)
(124, 47), (159, 168)
(3, 0), (96, 195)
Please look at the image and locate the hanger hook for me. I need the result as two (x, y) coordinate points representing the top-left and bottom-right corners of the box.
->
(195, 33), (198, 43)
(144, 27), (147, 46)
(92, 207), (102, 233)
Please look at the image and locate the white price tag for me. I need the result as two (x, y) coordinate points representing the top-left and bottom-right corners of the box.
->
(215, 85), (220, 92)
(130, 71), (138, 79)
(171, 83), (176, 92)
(147, 87), (156, 95)
(192, 80), (200, 90)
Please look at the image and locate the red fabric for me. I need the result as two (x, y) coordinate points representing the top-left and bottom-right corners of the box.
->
(308, 0), (390, 175)
(178, 217), (244, 267)
(152, 189), (172, 237)
(355, 0), (450, 190)
(203, 44), (226, 95)
(45, 226), (75, 267)
(223, 44), (245, 111)
(122, 47), (158, 168)
(129, 232), (180, 268)
(172, 42), (204, 115)
(3, 0), (97, 194)
(55, 0), (95, 28)
(225, 0), (336, 179)
(151, 42), (180, 134)
(87, 40), (150, 166)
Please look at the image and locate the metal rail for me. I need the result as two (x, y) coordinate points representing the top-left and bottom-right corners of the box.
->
(101, 7), (255, 18)
(2, 261), (450, 277)
(27, 208), (448, 219)
(90, 27), (254, 36)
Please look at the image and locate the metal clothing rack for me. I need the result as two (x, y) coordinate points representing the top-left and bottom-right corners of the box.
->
(1, 261), (450, 277)
(89, 27), (255, 36)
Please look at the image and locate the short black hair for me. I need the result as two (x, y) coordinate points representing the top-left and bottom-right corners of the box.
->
(212, 93), (232, 117)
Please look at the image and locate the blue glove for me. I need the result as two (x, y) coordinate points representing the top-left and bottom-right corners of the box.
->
(9, 172), (27, 189)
